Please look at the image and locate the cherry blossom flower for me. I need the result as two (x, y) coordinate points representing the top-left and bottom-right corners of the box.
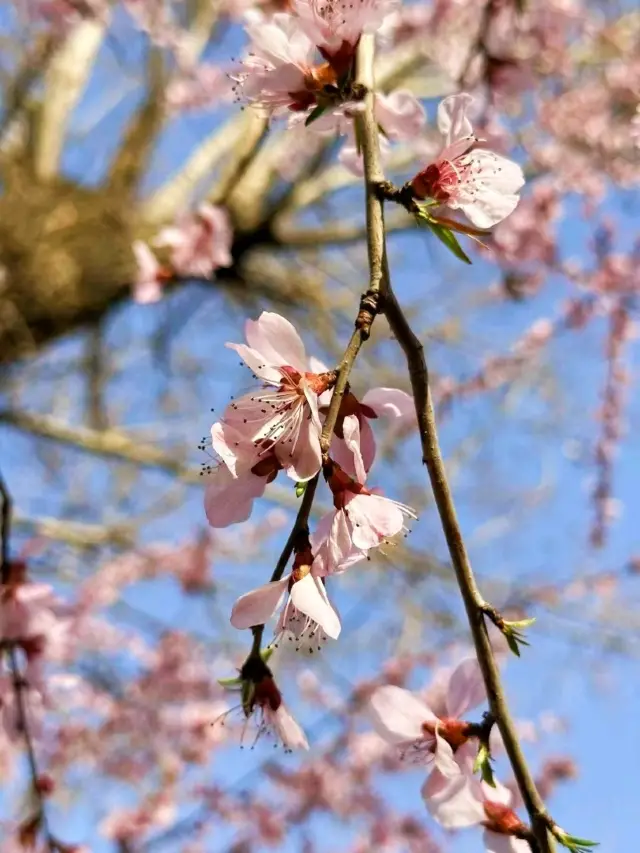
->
(423, 770), (530, 853)
(368, 657), (485, 777)
(222, 659), (309, 751)
(311, 462), (416, 574)
(230, 554), (340, 650)
(131, 241), (169, 304)
(328, 386), (415, 480)
(210, 312), (335, 484)
(252, 679), (309, 751)
(411, 93), (525, 229)
(153, 203), (233, 278)
(232, 13), (321, 115)
(294, 0), (398, 56)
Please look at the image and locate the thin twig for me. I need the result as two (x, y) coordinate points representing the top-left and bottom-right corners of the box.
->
(355, 31), (555, 853)
(383, 292), (554, 852)
(0, 473), (53, 850)
(246, 37), (390, 658)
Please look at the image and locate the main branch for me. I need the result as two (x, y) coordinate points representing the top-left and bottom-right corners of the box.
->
(356, 32), (555, 853)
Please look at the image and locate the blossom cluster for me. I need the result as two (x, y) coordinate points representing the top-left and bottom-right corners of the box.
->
(368, 656), (531, 853)
(203, 310), (416, 747)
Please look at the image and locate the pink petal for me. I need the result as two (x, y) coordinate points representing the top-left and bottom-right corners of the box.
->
(341, 415), (367, 484)
(301, 378), (322, 433)
(290, 574), (340, 639)
(457, 150), (525, 228)
(230, 577), (289, 629)
(437, 93), (474, 145)
(347, 494), (404, 550)
(421, 665), (451, 719)
(433, 727), (462, 778)
(210, 422), (243, 477)
(307, 355), (330, 374)
(358, 417), (377, 473)
(422, 771), (485, 830)
(483, 779), (514, 807)
(204, 467), (268, 528)
(362, 387), (416, 426)
(328, 509), (357, 571)
(280, 414), (322, 481)
(483, 831), (531, 853)
(270, 703), (309, 750)
(226, 342), (282, 383)
(368, 685), (434, 744)
(376, 90), (426, 141)
(245, 311), (307, 371)
(446, 656), (486, 719)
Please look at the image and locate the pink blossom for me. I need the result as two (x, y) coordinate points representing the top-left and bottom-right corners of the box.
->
(230, 563), (340, 649)
(329, 386), (415, 480)
(368, 657), (485, 777)
(131, 241), (168, 304)
(232, 13), (320, 114)
(210, 312), (334, 484)
(311, 463), (416, 574)
(154, 203), (233, 278)
(240, 673), (309, 751)
(411, 94), (525, 229)
(294, 0), (398, 54)
(423, 770), (530, 852)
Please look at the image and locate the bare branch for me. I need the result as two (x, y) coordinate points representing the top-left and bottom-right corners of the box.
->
(356, 29), (556, 853)
(0, 408), (301, 510)
(33, 19), (106, 181)
(13, 513), (135, 549)
(140, 111), (251, 224)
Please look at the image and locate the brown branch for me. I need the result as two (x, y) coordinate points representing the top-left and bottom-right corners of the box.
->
(383, 240), (554, 853)
(355, 31), (555, 853)
(13, 513), (135, 549)
(245, 38), (389, 658)
(0, 408), (302, 510)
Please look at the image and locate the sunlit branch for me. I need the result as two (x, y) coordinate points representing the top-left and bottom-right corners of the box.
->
(34, 19), (106, 181)
(356, 30), (556, 853)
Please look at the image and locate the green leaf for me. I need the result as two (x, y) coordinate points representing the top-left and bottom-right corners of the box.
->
(218, 676), (243, 691)
(502, 617), (536, 657)
(555, 830), (599, 853)
(295, 481), (307, 498)
(261, 645), (275, 664)
(305, 104), (327, 127)
(416, 215), (472, 264)
(473, 743), (496, 787)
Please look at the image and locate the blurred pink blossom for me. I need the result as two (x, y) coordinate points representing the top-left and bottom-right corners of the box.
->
(154, 203), (233, 278)
(423, 770), (530, 852)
